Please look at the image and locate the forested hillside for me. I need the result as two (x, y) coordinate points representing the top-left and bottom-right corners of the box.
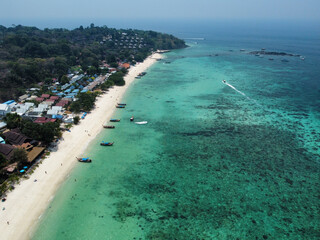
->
(0, 24), (186, 101)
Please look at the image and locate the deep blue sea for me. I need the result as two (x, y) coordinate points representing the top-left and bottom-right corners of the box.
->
(32, 21), (320, 239)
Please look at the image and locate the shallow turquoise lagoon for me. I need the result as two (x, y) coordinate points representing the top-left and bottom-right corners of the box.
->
(33, 35), (319, 239)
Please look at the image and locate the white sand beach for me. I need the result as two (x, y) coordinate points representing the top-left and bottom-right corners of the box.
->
(0, 53), (163, 240)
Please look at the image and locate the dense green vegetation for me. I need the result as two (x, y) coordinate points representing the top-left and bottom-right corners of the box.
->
(0, 24), (186, 101)
(69, 92), (98, 113)
(4, 113), (61, 144)
(108, 72), (125, 86)
(10, 148), (28, 168)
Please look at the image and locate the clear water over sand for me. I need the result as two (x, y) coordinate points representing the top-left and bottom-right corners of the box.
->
(33, 29), (320, 239)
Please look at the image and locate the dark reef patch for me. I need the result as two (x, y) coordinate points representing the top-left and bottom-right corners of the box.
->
(109, 115), (320, 239)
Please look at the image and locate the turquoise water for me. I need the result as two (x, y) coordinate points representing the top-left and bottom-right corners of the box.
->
(33, 31), (319, 239)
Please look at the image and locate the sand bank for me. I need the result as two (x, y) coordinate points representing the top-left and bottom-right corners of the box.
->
(0, 53), (163, 240)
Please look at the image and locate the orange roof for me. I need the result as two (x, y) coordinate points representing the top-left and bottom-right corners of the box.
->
(121, 63), (130, 69)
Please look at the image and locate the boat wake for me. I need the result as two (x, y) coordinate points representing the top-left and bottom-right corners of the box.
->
(223, 80), (262, 106)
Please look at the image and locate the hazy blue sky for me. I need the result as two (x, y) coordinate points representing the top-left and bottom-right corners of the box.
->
(1, 0), (319, 21)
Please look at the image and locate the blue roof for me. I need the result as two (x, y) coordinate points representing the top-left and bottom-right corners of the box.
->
(52, 114), (63, 119)
(57, 93), (64, 96)
(81, 89), (88, 93)
(0, 136), (5, 144)
(72, 89), (80, 93)
(64, 89), (71, 93)
(3, 100), (15, 105)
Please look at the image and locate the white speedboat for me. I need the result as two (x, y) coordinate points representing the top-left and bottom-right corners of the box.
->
(135, 121), (148, 125)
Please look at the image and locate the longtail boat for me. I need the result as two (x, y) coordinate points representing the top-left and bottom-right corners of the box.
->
(100, 141), (114, 146)
(110, 119), (120, 122)
(116, 105), (125, 108)
(103, 125), (115, 129)
(77, 157), (92, 163)
(117, 103), (126, 106)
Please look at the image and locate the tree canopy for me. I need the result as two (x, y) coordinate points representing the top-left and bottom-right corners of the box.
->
(4, 113), (61, 145)
(0, 24), (186, 101)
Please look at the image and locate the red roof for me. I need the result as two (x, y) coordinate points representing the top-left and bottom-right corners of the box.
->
(41, 94), (50, 98)
(55, 102), (67, 107)
(50, 96), (59, 100)
(36, 97), (44, 102)
(45, 99), (55, 103)
(34, 117), (56, 124)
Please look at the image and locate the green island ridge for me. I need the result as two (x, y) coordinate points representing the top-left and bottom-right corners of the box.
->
(0, 24), (186, 101)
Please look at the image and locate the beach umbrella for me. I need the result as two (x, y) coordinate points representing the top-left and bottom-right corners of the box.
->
(20, 170), (25, 173)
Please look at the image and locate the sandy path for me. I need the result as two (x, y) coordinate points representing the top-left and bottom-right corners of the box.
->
(0, 53), (162, 240)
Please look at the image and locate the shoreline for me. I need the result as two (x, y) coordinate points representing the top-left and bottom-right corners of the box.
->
(0, 52), (163, 240)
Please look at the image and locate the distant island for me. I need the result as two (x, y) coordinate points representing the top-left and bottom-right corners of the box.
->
(249, 50), (300, 57)
(0, 24), (186, 101)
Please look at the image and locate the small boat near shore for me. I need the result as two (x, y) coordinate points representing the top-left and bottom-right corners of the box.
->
(103, 125), (115, 129)
(130, 116), (134, 122)
(117, 103), (126, 106)
(135, 121), (148, 125)
(110, 119), (120, 122)
(100, 141), (114, 146)
(138, 72), (147, 77)
(116, 105), (125, 108)
(77, 157), (92, 163)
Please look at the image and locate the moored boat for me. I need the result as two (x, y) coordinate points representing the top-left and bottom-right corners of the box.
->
(117, 103), (127, 106)
(110, 119), (120, 122)
(103, 125), (115, 128)
(77, 157), (92, 163)
(130, 116), (134, 122)
(100, 141), (114, 146)
(116, 105), (125, 108)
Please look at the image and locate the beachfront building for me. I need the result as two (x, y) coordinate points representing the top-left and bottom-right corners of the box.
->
(0, 144), (15, 161)
(2, 129), (31, 146)
(0, 104), (11, 117)
(62, 114), (74, 123)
